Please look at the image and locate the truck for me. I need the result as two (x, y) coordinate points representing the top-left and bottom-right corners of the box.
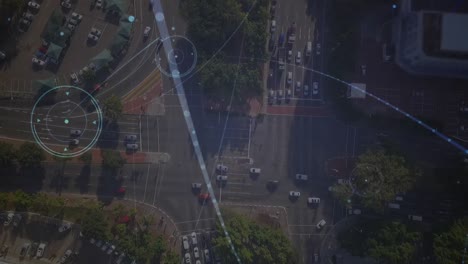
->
(278, 47), (285, 70)
(306, 41), (312, 57)
(287, 22), (296, 44)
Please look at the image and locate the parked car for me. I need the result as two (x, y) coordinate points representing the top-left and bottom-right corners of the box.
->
(4, 212), (14, 226)
(296, 51), (301, 64)
(193, 247), (200, 259)
(58, 223), (71, 233)
(71, 12), (83, 21)
(126, 143), (139, 150)
(216, 164), (228, 173)
(61, 1), (71, 9)
(68, 18), (78, 26)
(184, 253), (191, 264)
(70, 73), (81, 84)
(204, 249), (210, 262)
(289, 191), (301, 198)
(70, 129), (82, 136)
(182, 236), (189, 250)
(90, 27), (102, 36)
(144, 26), (151, 37)
(316, 219), (326, 230)
(12, 214), (22, 227)
(107, 245), (116, 255)
(316, 43), (321, 55)
(58, 249), (72, 264)
(125, 135), (137, 141)
(312, 82), (319, 95)
(198, 193), (210, 203)
(268, 89), (274, 104)
(191, 232), (198, 245)
(29, 243), (38, 257)
(36, 243), (46, 258)
(20, 243), (30, 257)
(307, 197), (320, 204)
(69, 139), (79, 146)
(303, 85), (310, 97)
(276, 89), (283, 104)
(28, 1), (40, 9)
(191, 183), (202, 189)
(22, 12), (34, 21)
(67, 23), (75, 31)
(216, 175), (228, 181)
(32, 57), (45, 66)
(101, 242), (110, 251)
(249, 168), (261, 174)
(88, 33), (99, 42)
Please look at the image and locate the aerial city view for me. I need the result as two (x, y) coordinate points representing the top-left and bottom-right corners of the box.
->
(0, 0), (467, 263)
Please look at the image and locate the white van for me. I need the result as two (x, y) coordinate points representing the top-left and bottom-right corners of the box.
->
(296, 51), (301, 64)
(270, 20), (276, 33)
(306, 41), (312, 57)
(307, 197), (320, 204)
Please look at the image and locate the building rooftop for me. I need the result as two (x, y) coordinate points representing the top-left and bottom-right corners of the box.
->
(441, 13), (468, 52)
(411, 0), (468, 13)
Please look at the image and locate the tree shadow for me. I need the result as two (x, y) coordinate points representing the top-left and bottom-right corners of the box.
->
(75, 164), (91, 194)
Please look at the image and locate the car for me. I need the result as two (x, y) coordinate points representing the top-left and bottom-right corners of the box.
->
(58, 249), (72, 264)
(58, 223), (71, 232)
(191, 232), (198, 245)
(182, 236), (189, 250)
(68, 18), (78, 26)
(101, 242), (110, 251)
(70, 129), (82, 136)
(286, 89), (292, 103)
(126, 143), (139, 150)
(28, 1), (40, 9)
(125, 135), (137, 141)
(20, 243), (30, 257)
(296, 51), (301, 64)
(287, 72), (292, 85)
(96, 240), (103, 247)
(89, 238), (96, 244)
(287, 50), (292, 62)
(191, 183), (202, 189)
(198, 193), (210, 202)
(193, 247), (200, 259)
(144, 26), (151, 37)
(107, 245), (116, 255)
(204, 249), (210, 262)
(250, 168), (261, 174)
(268, 90), (274, 104)
(216, 164), (228, 173)
(361, 64), (366, 76)
(184, 253), (191, 264)
(348, 209), (362, 215)
(71, 12), (83, 21)
(29, 243), (38, 257)
(61, 1), (71, 8)
(32, 57), (45, 66)
(96, 0), (103, 8)
(303, 85), (310, 97)
(90, 27), (102, 36)
(4, 212), (14, 226)
(195, 261), (201, 264)
(88, 33), (99, 42)
(382, 43), (394, 61)
(19, 18), (31, 26)
(314, 252), (319, 262)
(312, 82), (319, 95)
(289, 191), (301, 197)
(337, 178), (350, 185)
(276, 89), (283, 104)
(22, 12), (34, 21)
(12, 214), (22, 227)
(295, 174), (308, 181)
(316, 219), (326, 230)
(69, 139), (79, 146)
(316, 43), (321, 55)
(270, 20), (276, 33)
(70, 73), (81, 84)
(67, 23), (75, 31)
(36, 243), (46, 258)
(307, 197), (320, 204)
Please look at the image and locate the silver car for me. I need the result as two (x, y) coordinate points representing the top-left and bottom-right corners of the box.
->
(70, 129), (82, 136)
(125, 135), (137, 141)
(126, 143), (138, 150)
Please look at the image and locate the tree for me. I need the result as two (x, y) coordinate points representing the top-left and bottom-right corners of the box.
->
(163, 250), (180, 264)
(0, 142), (16, 167)
(101, 150), (125, 170)
(330, 183), (353, 206)
(366, 222), (421, 264)
(81, 69), (96, 81)
(352, 148), (416, 211)
(434, 217), (468, 264)
(212, 212), (297, 264)
(102, 95), (123, 122)
(16, 142), (45, 168)
(80, 207), (110, 240)
(13, 190), (32, 211)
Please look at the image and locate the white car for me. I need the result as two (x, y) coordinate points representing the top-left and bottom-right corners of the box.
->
(216, 175), (228, 181)
(249, 168), (261, 174)
(22, 12), (34, 21)
(191, 183), (202, 189)
(144, 26), (151, 37)
(184, 253), (191, 264)
(71, 12), (83, 21)
(70, 73), (81, 84)
(295, 174), (308, 181)
(295, 81), (301, 93)
(303, 85), (310, 97)
(316, 219), (326, 230)
(316, 43), (321, 55)
(307, 197), (320, 204)
(193, 247), (200, 259)
(287, 50), (292, 62)
(296, 51), (301, 64)
(32, 57), (45, 66)
(61, 1), (71, 8)
(67, 23), (75, 31)
(4, 212), (14, 226)
(68, 18), (78, 26)
(88, 33), (99, 41)
(28, 1), (40, 9)
(289, 191), (300, 197)
(58, 249), (72, 264)
(90, 28), (102, 36)
(19, 18), (31, 26)
(191, 232), (198, 245)
(337, 178), (351, 185)
(36, 243), (46, 258)
(58, 223), (71, 232)
(287, 72), (292, 84)
(312, 82), (319, 95)
(70, 129), (82, 136)
(204, 249), (210, 262)
(216, 164), (228, 173)
(182, 236), (189, 250)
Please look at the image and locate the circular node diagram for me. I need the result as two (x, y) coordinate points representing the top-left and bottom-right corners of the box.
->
(30, 85), (103, 158)
(155, 35), (197, 78)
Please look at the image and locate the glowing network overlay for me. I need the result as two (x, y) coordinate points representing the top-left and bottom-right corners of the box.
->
(151, 0), (242, 263)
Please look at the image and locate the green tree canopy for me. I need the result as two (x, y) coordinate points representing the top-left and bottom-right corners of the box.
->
(101, 150), (125, 170)
(16, 142), (45, 168)
(212, 212), (297, 264)
(330, 183), (353, 206)
(352, 148), (416, 211)
(102, 94), (123, 122)
(0, 141), (16, 167)
(80, 206), (110, 240)
(79, 152), (93, 164)
(434, 217), (468, 264)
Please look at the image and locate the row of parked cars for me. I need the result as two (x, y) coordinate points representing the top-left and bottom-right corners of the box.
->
(182, 232), (211, 264)
(89, 238), (129, 264)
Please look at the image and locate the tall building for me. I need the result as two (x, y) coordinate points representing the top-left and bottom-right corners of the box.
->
(394, 0), (468, 79)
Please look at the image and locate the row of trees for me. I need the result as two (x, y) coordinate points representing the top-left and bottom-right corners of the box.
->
(180, 0), (269, 101)
(0, 141), (45, 168)
(212, 211), (297, 264)
(0, 191), (179, 264)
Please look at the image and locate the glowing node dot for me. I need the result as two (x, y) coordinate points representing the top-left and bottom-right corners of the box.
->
(128, 15), (135, 23)
(60, 32), (64, 36)
(183, 110), (190, 117)
(171, 26), (175, 31)
(418, 121), (422, 124)
(172, 69), (180, 78)
(392, 4), (397, 9)
(155, 12), (164, 22)
(448, 138), (452, 142)
(465, 150), (468, 154)
(193, 141), (199, 147)
(64, 119), (69, 124)
(395, 107), (399, 110)
(432, 129), (436, 132)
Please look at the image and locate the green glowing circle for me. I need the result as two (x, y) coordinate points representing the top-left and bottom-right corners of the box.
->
(64, 119), (69, 124)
